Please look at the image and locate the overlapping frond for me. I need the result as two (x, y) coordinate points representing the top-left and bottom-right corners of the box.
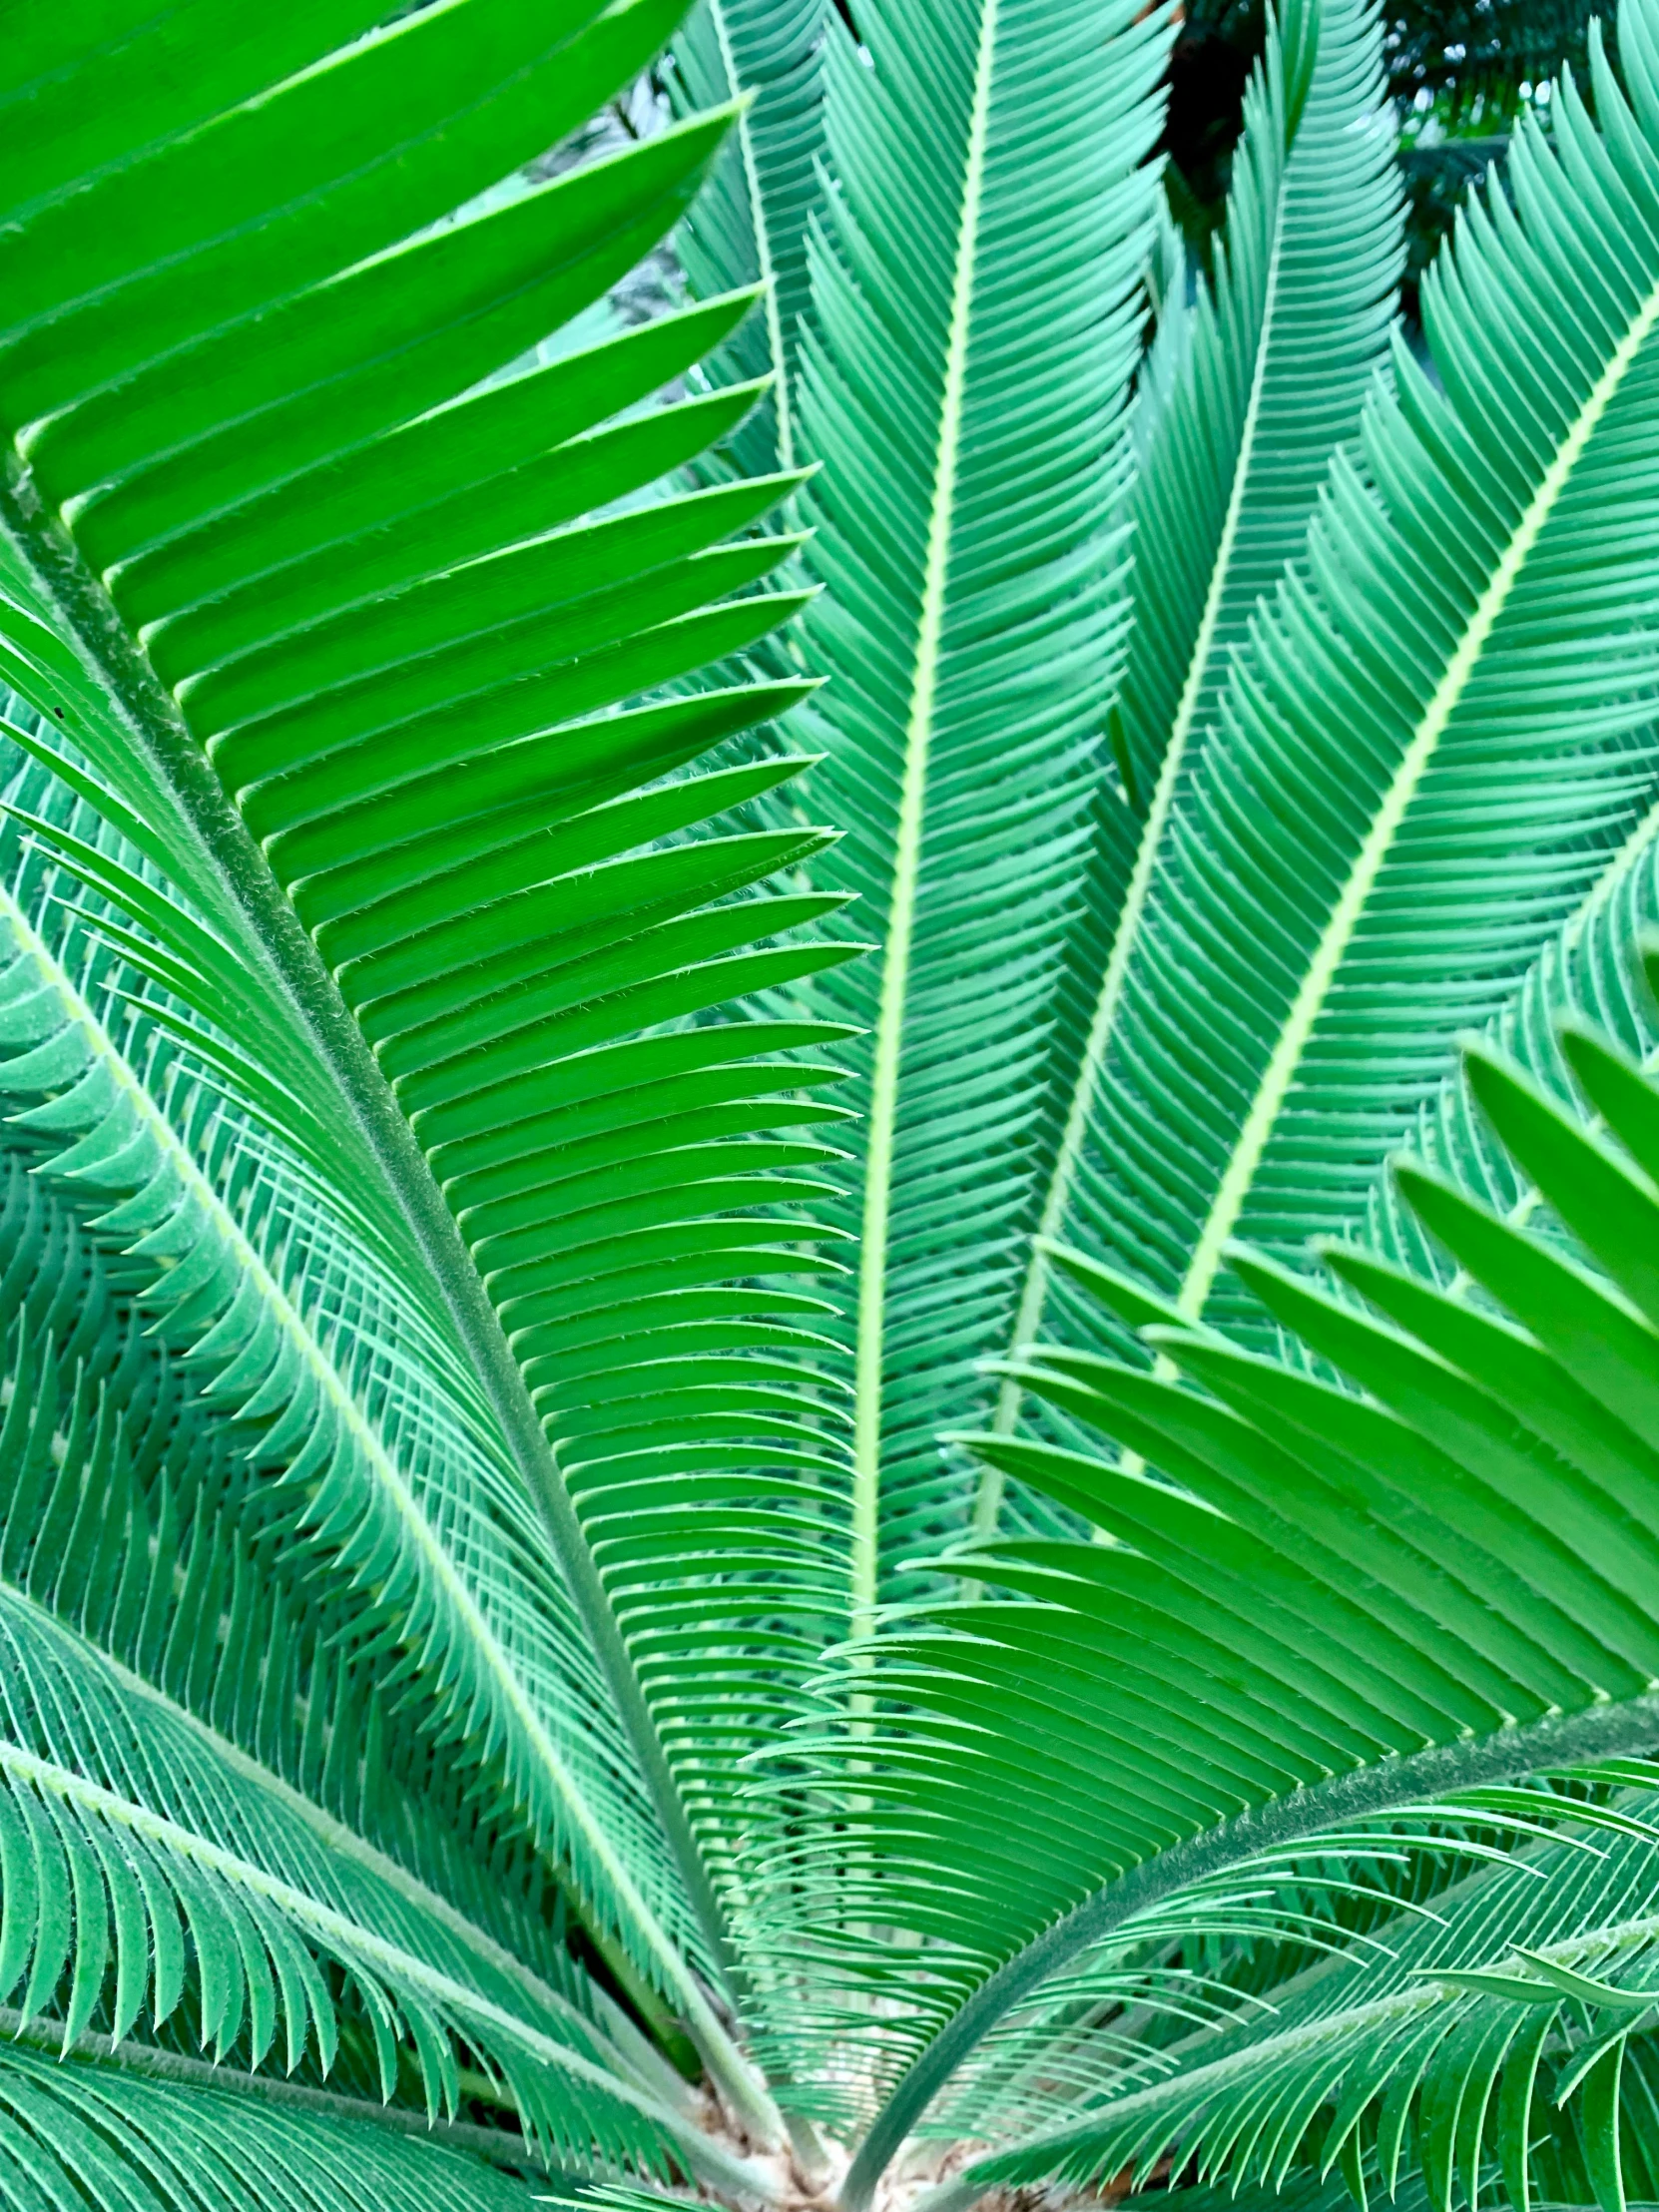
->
(0, 0), (856, 2119)
(0, 1150), (590, 2014)
(951, 1782), (1659, 2209)
(671, 0), (828, 477)
(793, 0), (1175, 1621)
(0, 726), (716, 2012)
(814, 998), (1659, 2200)
(978, 0), (1403, 1526)
(0, 1338), (711, 2180)
(1043, 0), (1659, 1357)
(26, 4), (1659, 2206)
(0, 1155), (734, 2170)
(0, 2043), (544, 2212)
(1125, 2181), (1432, 2212)
(0, 1592), (692, 2168)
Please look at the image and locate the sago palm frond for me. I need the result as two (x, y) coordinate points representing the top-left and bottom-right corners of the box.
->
(0, 1157), (751, 2185)
(973, 0), (1403, 1536)
(0, 1296), (739, 2187)
(0, 1144), (628, 2035)
(0, 1585), (690, 2172)
(1016, 0), (1659, 1365)
(670, 0), (829, 478)
(0, 0), (865, 2153)
(825, 975), (1659, 2205)
(0, 2040), (551, 2212)
(1129, 2181), (1434, 2212)
(0, 728), (717, 2029)
(793, 0), (1175, 1625)
(943, 1780), (1659, 2209)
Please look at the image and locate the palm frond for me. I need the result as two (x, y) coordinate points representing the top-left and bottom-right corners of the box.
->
(0, 726), (724, 2029)
(827, 977), (1659, 2203)
(0, 0), (860, 2128)
(0, 1531), (694, 2175)
(0, 1168), (768, 2185)
(792, 0), (1175, 1625)
(1035, 0), (1659, 1360)
(27, 4), (1659, 2204)
(670, 0), (829, 477)
(0, 1150), (604, 2025)
(0, 2040), (546, 2212)
(975, 0), (1403, 1533)
(1109, 2180), (1430, 2212)
(949, 1781), (1659, 2208)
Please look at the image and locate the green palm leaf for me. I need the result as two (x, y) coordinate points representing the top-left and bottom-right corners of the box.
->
(830, 972), (1659, 2202)
(0, 2042), (548, 2212)
(1026, 0), (1659, 1362)
(0, 1154), (761, 2185)
(1104, 2182), (1434, 2212)
(974, 0), (1403, 1533)
(946, 1783), (1659, 2208)
(793, 0), (1175, 1627)
(0, 730), (720, 2029)
(0, 0), (860, 2138)
(670, 0), (828, 477)
(0, 1159), (563, 2011)
(0, 1403), (711, 2180)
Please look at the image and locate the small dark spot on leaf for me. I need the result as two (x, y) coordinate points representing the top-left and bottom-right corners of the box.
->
(52, 707), (63, 719)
